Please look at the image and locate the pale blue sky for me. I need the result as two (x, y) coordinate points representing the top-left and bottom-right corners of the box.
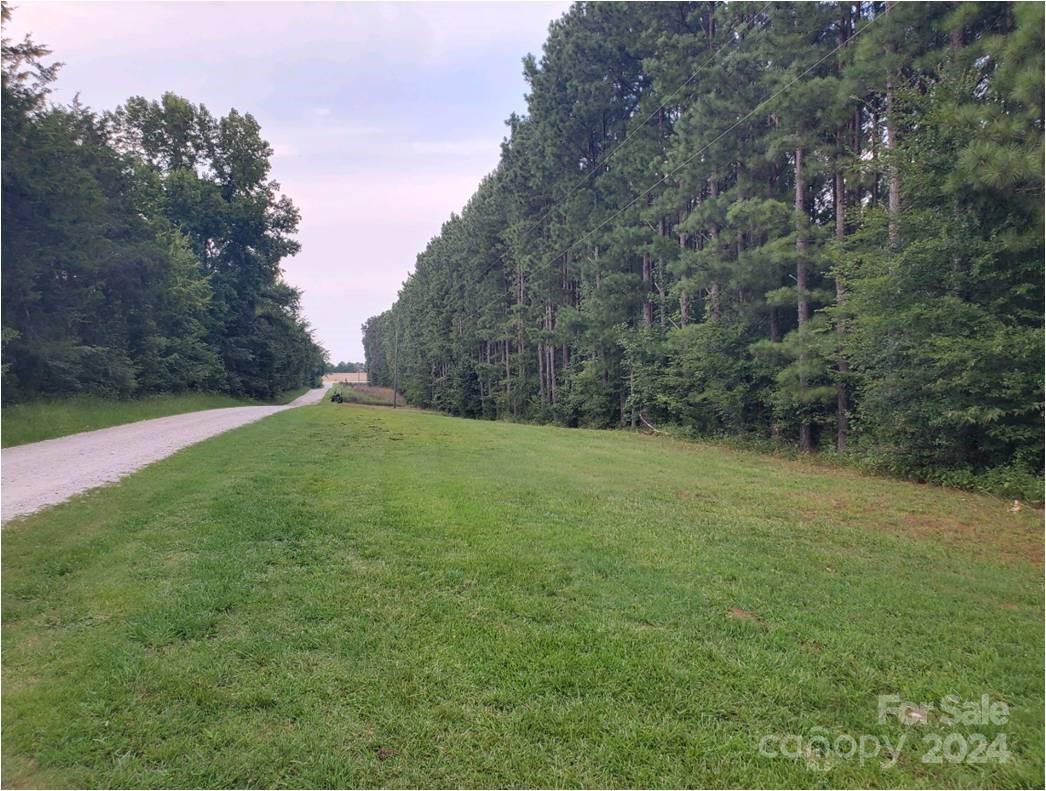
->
(6, 1), (569, 361)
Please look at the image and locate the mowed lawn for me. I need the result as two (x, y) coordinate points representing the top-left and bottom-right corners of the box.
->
(2, 403), (1042, 788)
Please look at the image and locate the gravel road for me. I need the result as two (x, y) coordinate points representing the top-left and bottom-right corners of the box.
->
(1, 387), (328, 523)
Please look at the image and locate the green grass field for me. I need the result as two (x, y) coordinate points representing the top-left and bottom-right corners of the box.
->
(0, 388), (311, 447)
(2, 403), (1042, 788)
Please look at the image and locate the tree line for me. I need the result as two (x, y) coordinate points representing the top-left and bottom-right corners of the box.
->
(363, 1), (1043, 494)
(1, 8), (326, 403)
(326, 361), (366, 374)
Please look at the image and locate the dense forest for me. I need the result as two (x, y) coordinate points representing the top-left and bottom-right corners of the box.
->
(363, 1), (1043, 494)
(1, 8), (326, 403)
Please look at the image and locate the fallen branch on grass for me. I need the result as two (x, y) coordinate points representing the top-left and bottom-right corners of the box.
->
(639, 412), (662, 434)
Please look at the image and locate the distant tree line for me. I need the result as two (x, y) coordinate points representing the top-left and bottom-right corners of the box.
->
(1, 9), (326, 403)
(363, 2), (1043, 493)
(326, 361), (366, 374)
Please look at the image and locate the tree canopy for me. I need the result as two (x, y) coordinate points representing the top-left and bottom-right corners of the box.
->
(363, 1), (1043, 495)
(1, 7), (326, 402)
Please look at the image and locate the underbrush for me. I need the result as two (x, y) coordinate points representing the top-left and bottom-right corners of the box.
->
(327, 383), (400, 406)
(621, 422), (1044, 504)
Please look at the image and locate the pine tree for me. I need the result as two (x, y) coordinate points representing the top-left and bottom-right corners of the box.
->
(362, 1), (1043, 495)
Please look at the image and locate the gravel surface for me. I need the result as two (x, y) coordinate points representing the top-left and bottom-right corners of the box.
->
(1, 387), (328, 523)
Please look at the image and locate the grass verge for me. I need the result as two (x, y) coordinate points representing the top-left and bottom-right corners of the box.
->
(2, 403), (1042, 787)
(1, 387), (312, 447)
(328, 383), (399, 406)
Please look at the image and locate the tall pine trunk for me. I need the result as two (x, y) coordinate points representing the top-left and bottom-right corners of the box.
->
(834, 4), (851, 453)
(515, 260), (525, 419)
(885, 1), (900, 247)
(708, 175), (721, 321)
(678, 216), (690, 327)
(795, 146), (812, 452)
(546, 302), (556, 406)
(641, 253), (653, 327)
(834, 164), (849, 453)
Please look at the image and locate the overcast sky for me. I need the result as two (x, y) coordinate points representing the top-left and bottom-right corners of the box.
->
(5, 1), (568, 362)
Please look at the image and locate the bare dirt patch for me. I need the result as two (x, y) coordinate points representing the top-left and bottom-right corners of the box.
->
(727, 608), (764, 623)
(898, 512), (1044, 566)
